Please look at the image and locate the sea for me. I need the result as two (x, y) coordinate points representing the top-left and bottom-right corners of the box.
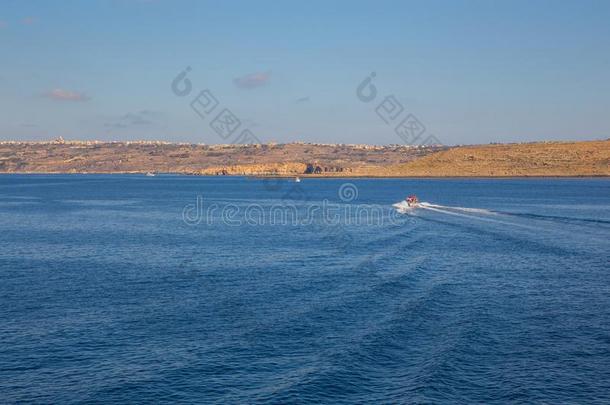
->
(1, 175), (609, 403)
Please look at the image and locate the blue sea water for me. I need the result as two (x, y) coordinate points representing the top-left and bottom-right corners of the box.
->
(1, 175), (609, 403)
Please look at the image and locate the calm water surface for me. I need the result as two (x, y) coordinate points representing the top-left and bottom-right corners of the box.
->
(1, 175), (609, 403)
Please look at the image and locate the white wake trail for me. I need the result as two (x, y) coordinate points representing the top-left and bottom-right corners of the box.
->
(393, 200), (610, 241)
(392, 201), (494, 216)
(415, 202), (539, 230)
(419, 202), (494, 215)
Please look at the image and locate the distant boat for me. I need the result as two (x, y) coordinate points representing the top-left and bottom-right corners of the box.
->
(295, 176), (301, 183)
(405, 195), (419, 207)
(145, 172), (156, 177)
(392, 195), (420, 212)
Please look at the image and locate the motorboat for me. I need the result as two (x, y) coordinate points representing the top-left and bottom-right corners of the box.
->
(405, 195), (419, 207)
(392, 195), (420, 212)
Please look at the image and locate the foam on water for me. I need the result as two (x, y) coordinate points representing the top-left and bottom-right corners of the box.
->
(394, 198), (610, 241)
(419, 202), (494, 215)
(393, 201), (494, 215)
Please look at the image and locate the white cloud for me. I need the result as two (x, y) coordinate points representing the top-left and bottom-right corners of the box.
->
(233, 71), (271, 89)
(43, 88), (90, 102)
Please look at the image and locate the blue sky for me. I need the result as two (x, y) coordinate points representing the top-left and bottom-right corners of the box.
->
(1, 0), (609, 145)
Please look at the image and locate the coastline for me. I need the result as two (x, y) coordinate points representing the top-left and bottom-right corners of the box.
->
(1, 139), (608, 177)
(1, 170), (609, 178)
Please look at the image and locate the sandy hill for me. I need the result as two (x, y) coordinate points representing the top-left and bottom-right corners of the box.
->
(382, 140), (609, 177)
(0, 139), (607, 177)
